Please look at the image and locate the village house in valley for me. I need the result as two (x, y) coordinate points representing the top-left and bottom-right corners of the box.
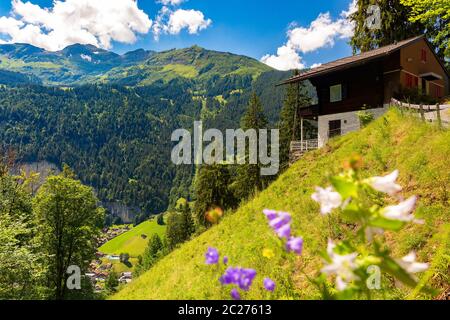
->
(283, 35), (449, 154)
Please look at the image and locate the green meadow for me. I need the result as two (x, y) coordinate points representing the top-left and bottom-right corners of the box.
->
(99, 219), (166, 258)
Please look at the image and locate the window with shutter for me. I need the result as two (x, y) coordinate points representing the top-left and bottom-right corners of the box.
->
(421, 48), (427, 62)
(405, 74), (413, 88)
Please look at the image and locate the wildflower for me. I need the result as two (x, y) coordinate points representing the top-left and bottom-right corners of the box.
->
(206, 207), (223, 224)
(219, 267), (257, 291)
(268, 212), (291, 230)
(263, 278), (276, 292)
(205, 247), (219, 265)
(219, 267), (240, 285)
(397, 252), (429, 274)
(381, 196), (422, 223)
(264, 210), (293, 240)
(367, 170), (402, 195)
(262, 248), (275, 259)
(311, 187), (342, 215)
(223, 256), (229, 265)
(238, 268), (257, 291)
(321, 240), (359, 291)
(343, 155), (363, 171)
(230, 288), (241, 300)
(286, 237), (303, 255)
(275, 223), (291, 239)
(263, 209), (278, 221)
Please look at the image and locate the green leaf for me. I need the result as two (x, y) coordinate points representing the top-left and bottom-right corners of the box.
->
(380, 256), (418, 288)
(369, 217), (405, 231)
(330, 176), (358, 199)
(342, 202), (370, 222)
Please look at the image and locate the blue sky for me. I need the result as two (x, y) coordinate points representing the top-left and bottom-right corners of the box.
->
(0, 0), (356, 70)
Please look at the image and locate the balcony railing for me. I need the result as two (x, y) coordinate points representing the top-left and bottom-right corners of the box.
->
(289, 139), (319, 165)
(290, 139), (319, 153)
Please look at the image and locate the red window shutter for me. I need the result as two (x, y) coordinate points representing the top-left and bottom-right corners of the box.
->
(436, 86), (441, 97)
(421, 48), (427, 62)
(405, 74), (413, 88)
(414, 77), (418, 87)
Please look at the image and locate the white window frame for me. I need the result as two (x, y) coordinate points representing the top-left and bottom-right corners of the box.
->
(330, 84), (342, 103)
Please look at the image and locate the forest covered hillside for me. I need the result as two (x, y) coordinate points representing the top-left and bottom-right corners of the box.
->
(0, 41), (299, 221)
(112, 109), (449, 300)
(0, 68), (293, 221)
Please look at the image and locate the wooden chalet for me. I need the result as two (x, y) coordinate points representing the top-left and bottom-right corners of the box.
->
(282, 35), (449, 160)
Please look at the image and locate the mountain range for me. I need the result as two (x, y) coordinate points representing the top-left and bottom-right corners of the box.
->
(0, 43), (272, 86)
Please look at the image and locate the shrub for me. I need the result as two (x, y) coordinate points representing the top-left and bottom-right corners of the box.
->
(357, 110), (375, 127)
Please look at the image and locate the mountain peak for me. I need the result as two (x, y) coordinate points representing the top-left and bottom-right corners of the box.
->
(60, 43), (111, 56)
(123, 48), (155, 60)
(0, 43), (45, 58)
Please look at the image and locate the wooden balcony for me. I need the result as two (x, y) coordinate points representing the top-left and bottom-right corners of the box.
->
(298, 104), (319, 118)
(289, 139), (319, 165)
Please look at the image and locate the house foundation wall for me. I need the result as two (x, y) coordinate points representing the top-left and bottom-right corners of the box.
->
(317, 107), (389, 147)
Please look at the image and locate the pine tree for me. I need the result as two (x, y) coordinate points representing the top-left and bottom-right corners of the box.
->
(179, 201), (195, 237)
(192, 164), (235, 228)
(233, 93), (268, 200)
(350, 0), (424, 53)
(278, 70), (311, 169)
(135, 233), (165, 276)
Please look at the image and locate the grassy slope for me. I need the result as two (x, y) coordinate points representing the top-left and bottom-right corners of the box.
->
(113, 109), (449, 300)
(99, 219), (166, 258)
(99, 46), (272, 85)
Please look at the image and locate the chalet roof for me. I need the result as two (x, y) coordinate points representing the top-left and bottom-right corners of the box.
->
(281, 35), (446, 85)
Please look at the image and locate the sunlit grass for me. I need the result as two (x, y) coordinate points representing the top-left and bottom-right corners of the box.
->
(112, 108), (449, 300)
(99, 219), (166, 258)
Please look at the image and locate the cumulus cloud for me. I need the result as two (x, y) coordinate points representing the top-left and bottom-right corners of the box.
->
(0, 0), (152, 51)
(167, 9), (212, 35)
(261, 45), (305, 71)
(287, 12), (354, 54)
(261, 0), (357, 71)
(0, 0), (212, 51)
(152, 6), (212, 40)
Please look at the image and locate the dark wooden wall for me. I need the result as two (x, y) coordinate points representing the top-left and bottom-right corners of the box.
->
(310, 59), (386, 116)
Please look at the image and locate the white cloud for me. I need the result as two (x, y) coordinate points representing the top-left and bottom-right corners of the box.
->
(152, 6), (212, 40)
(167, 9), (212, 35)
(261, 0), (357, 71)
(261, 45), (305, 71)
(310, 63), (322, 69)
(0, 0), (153, 51)
(287, 12), (354, 54)
(0, 0), (212, 51)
